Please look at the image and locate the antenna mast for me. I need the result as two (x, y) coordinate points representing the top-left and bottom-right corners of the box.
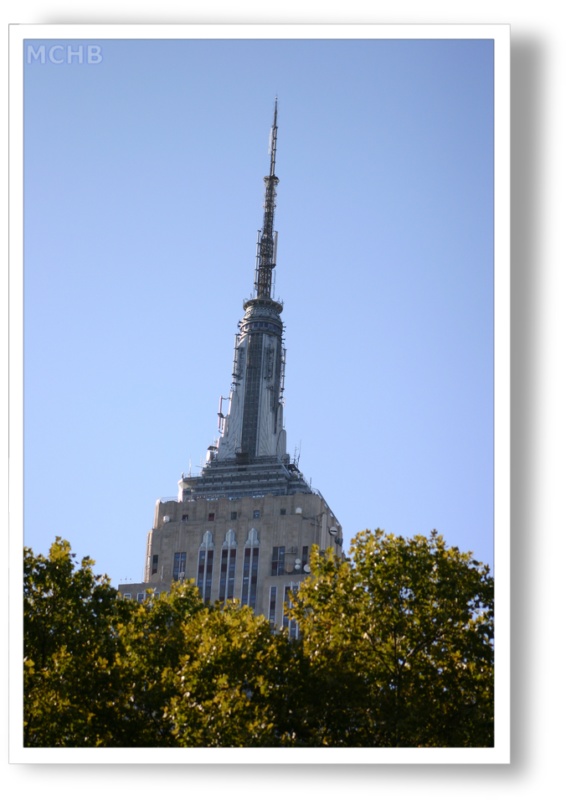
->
(255, 98), (279, 299)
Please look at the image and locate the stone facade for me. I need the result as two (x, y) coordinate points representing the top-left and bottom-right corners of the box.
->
(122, 490), (341, 627)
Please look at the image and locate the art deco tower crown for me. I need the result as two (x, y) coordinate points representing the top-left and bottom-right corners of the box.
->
(216, 98), (286, 464)
(178, 100), (308, 500)
(119, 102), (343, 616)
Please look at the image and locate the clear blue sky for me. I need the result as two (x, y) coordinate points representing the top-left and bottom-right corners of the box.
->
(23, 36), (494, 584)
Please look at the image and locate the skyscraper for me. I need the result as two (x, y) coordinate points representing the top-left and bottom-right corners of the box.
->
(118, 101), (343, 628)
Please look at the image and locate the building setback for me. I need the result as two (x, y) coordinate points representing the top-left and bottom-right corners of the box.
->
(119, 101), (343, 629)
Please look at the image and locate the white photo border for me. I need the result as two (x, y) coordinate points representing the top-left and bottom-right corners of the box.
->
(9, 22), (510, 766)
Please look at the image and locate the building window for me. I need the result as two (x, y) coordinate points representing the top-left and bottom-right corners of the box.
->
(280, 508), (286, 515)
(197, 531), (215, 604)
(173, 551), (186, 581)
(182, 514), (189, 521)
(219, 546), (237, 602)
(302, 545), (309, 570)
(230, 511), (238, 520)
(283, 585), (299, 639)
(219, 530), (237, 602)
(137, 592), (145, 603)
(208, 512), (215, 521)
(269, 586), (277, 628)
(242, 546), (259, 610)
(122, 593), (131, 600)
(271, 545), (286, 576)
(253, 509), (260, 519)
(151, 554), (159, 575)
(197, 549), (214, 604)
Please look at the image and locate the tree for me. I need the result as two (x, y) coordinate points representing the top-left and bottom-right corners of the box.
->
(23, 538), (208, 747)
(287, 529), (494, 747)
(113, 580), (205, 746)
(164, 600), (300, 747)
(24, 538), (133, 746)
(23, 540), (299, 748)
(23, 531), (494, 748)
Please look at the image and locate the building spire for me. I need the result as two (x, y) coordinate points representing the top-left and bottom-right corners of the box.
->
(269, 96), (278, 177)
(254, 98), (279, 299)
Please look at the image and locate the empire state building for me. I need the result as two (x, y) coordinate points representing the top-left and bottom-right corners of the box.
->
(119, 102), (343, 628)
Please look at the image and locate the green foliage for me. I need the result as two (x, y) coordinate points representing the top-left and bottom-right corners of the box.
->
(112, 580), (205, 746)
(23, 530), (494, 748)
(24, 538), (132, 746)
(165, 601), (295, 746)
(288, 529), (494, 747)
